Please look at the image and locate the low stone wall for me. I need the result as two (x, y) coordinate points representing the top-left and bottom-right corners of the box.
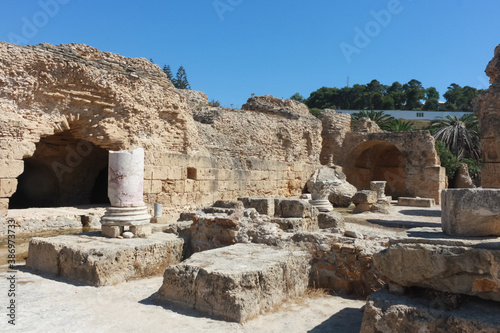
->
(292, 233), (388, 297)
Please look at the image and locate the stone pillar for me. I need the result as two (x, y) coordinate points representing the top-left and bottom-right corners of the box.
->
(307, 180), (335, 212)
(101, 148), (151, 238)
(370, 181), (387, 201)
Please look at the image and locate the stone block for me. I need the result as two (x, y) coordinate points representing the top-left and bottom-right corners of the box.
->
(373, 227), (500, 302)
(130, 224), (152, 237)
(0, 198), (8, 213)
(352, 190), (377, 204)
(0, 159), (24, 178)
(27, 233), (183, 286)
(238, 197), (275, 216)
(398, 197), (435, 207)
(274, 198), (314, 218)
(0, 178), (17, 197)
(317, 212), (345, 229)
(155, 243), (310, 322)
(101, 225), (122, 238)
(441, 189), (500, 236)
(272, 218), (309, 232)
(360, 289), (500, 333)
(482, 163), (500, 188)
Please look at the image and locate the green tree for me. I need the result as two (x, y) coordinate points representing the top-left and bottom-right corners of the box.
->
(386, 119), (415, 132)
(403, 79), (426, 110)
(290, 93), (305, 103)
(163, 65), (173, 81)
(173, 66), (191, 90)
(443, 84), (482, 111)
(387, 81), (406, 109)
(435, 141), (461, 179)
(429, 114), (480, 160)
(351, 110), (395, 131)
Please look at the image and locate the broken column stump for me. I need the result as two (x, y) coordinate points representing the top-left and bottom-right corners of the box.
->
(155, 243), (310, 322)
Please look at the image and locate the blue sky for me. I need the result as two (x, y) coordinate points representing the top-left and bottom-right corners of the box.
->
(1, 0), (498, 108)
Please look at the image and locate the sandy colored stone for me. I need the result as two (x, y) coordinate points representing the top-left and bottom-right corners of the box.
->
(155, 243), (311, 322)
(474, 44), (500, 187)
(373, 227), (500, 302)
(238, 197), (275, 216)
(398, 197), (435, 207)
(27, 232), (183, 286)
(360, 289), (500, 333)
(317, 211), (345, 229)
(441, 189), (500, 236)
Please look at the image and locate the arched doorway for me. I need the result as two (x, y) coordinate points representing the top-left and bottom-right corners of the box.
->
(9, 130), (109, 208)
(344, 141), (407, 198)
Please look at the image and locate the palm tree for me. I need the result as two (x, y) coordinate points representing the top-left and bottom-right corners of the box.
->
(351, 110), (395, 131)
(429, 114), (480, 160)
(387, 119), (415, 132)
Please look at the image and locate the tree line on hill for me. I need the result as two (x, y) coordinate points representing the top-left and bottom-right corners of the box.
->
(291, 79), (483, 112)
(149, 59), (191, 90)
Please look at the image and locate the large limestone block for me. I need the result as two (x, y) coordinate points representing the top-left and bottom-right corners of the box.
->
(373, 227), (500, 302)
(328, 182), (357, 207)
(274, 198), (317, 218)
(0, 159), (24, 178)
(27, 233), (183, 286)
(155, 243), (311, 322)
(481, 163), (500, 188)
(360, 289), (500, 333)
(238, 196), (275, 216)
(441, 189), (500, 236)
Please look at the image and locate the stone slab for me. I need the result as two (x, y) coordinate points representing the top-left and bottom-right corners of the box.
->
(317, 211), (345, 229)
(155, 243), (310, 322)
(27, 232), (183, 286)
(373, 227), (500, 302)
(441, 189), (500, 236)
(360, 289), (500, 333)
(398, 197), (435, 207)
(238, 197), (275, 216)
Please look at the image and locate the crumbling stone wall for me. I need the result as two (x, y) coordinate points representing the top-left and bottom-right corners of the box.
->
(293, 233), (387, 297)
(474, 44), (500, 188)
(0, 42), (321, 213)
(339, 130), (444, 203)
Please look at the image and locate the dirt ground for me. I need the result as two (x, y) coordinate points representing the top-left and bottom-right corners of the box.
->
(0, 203), (441, 332)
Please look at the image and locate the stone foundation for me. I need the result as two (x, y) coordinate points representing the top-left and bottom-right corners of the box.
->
(373, 227), (500, 302)
(27, 232), (183, 286)
(155, 243), (310, 322)
(360, 289), (500, 333)
(292, 232), (387, 297)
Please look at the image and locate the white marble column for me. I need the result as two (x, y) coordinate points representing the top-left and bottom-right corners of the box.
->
(108, 148), (145, 207)
(101, 148), (151, 238)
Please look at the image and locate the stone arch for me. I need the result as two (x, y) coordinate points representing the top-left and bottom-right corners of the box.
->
(344, 141), (408, 198)
(9, 130), (109, 208)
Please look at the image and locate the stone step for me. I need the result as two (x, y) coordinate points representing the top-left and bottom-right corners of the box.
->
(360, 289), (500, 333)
(27, 232), (183, 286)
(155, 243), (310, 322)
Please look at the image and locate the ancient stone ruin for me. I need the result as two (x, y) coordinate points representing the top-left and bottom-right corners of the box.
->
(2, 41), (500, 331)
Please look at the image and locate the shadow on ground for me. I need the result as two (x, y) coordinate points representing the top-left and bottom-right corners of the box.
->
(308, 307), (364, 333)
(399, 209), (441, 217)
(139, 292), (229, 323)
(367, 219), (441, 229)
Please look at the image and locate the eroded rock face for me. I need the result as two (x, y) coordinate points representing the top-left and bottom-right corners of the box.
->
(474, 44), (500, 188)
(242, 94), (310, 118)
(319, 110), (351, 165)
(441, 189), (500, 237)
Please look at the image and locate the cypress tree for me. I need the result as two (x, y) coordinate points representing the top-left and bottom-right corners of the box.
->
(174, 66), (191, 90)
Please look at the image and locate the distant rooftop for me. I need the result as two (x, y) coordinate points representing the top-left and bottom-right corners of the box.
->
(335, 110), (473, 121)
